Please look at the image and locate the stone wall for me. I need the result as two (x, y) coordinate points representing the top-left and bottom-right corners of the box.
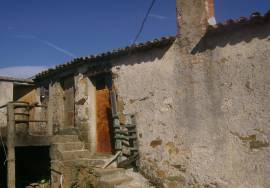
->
(111, 22), (270, 187)
(48, 69), (97, 152)
(48, 78), (77, 134)
(74, 66), (97, 152)
(48, 80), (65, 133)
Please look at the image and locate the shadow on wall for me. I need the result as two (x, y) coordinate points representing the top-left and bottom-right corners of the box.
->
(191, 21), (270, 54)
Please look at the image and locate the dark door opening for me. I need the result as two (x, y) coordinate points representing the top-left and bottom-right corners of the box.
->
(15, 146), (50, 188)
(0, 146), (7, 188)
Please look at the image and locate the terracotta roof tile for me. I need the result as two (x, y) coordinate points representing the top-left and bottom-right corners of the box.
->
(35, 36), (175, 80)
(207, 10), (270, 33)
(35, 10), (270, 80)
(0, 76), (33, 83)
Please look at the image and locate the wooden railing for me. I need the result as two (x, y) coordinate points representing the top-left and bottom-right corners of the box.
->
(8, 102), (48, 135)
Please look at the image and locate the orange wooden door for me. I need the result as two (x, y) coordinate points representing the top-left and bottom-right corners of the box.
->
(96, 81), (113, 153)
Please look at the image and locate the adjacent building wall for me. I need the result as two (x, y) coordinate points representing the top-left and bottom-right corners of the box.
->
(15, 87), (46, 135)
(0, 79), (49, 138)
(0, 81), (13, 132)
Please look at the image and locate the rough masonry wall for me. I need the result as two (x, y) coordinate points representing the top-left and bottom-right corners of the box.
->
(48, 81), (65, 133)
(75, 69), (89, 146)
(48, 69), (96, 151)
(74, 66), (97, 151)
(112, 23), (270, 187)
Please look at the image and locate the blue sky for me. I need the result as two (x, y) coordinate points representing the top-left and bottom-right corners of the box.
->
(1, 0), (270, 78)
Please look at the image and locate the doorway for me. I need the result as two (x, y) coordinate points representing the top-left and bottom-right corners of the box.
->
(93, 74), (114, 154)
(15, 146), (50, 188)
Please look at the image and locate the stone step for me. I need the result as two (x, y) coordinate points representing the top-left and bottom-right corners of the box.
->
(115, 184), (145, 188)
(74, 158), (107, 168)
(92, 153), (115, 159)
(51, 156), (107, 169)
(115, 181), (155, 188)
(51, 152), (116, 168)
(60, 150), (91, 160)
(94, 168), (126, 179)
(52, 142), (84, 151)
(51, 135), (79, 143)
(57, 127), (78, 135)
(96, 175), (133, 188)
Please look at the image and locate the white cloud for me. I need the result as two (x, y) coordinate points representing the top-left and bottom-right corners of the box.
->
(0, 66), (48, 79)
(149, 14), (167, 20)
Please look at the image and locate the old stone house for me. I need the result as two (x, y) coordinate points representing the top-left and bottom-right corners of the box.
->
(1, 0), (270, 187)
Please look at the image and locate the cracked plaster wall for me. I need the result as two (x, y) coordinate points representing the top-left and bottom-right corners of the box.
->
(111, 23), (270, 187)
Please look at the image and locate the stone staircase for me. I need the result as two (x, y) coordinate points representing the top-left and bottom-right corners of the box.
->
(94, 168), (154, 188)
(50, 135), (112, 167)
(49, 135), (153, 188)
(50, 135), (109, 187)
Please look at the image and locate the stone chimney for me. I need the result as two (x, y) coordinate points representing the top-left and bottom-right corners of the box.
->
(176, 0), (216, 44)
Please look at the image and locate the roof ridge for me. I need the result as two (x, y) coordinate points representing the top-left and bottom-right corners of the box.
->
(0, 76), (33, 83)
(35, 36), (175, 80)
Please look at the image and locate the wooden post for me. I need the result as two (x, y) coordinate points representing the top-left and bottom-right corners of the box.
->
(7, 103), (15, 188)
